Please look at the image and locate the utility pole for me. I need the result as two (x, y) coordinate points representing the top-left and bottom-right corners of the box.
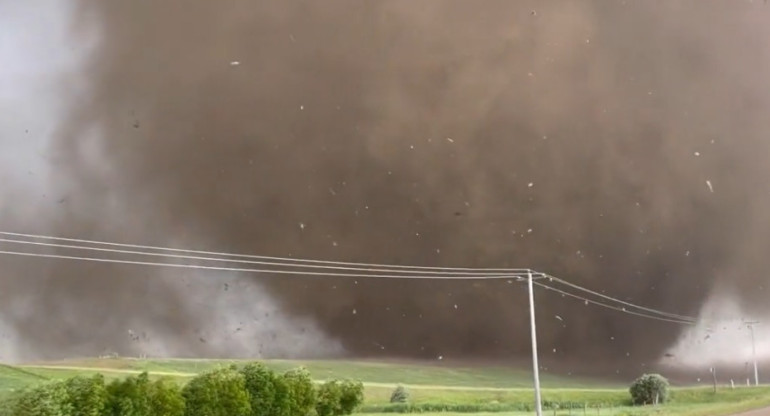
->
(527, 270), (543, 416)
(745, 321), (760, 386)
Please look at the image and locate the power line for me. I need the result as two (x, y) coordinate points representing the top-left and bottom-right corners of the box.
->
(543, 274), (697, 322)
(0, 231), (526, 273)
(533, 281), (695, 325)
(0, 249), (531, 280)
(0, 237), (517, 277)
(0, 230), (697, 324)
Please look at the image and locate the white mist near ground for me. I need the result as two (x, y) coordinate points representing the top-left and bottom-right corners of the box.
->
(662, 292), (769, 369)
(0, 1), (343, 363)
(112, 269), (345, 360)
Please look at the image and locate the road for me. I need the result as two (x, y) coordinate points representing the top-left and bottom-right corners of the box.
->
(734, 408), (770, 416)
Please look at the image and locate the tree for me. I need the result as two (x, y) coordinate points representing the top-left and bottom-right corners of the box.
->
(239, 363), (289, 416)
(282, 368), (316, 416)
(103, 372), (183, 416)
(147, 378), (185, 416)
(13, 381), (72, 416)
(105, 372), (152, 416)
(315, 381), (343, 416)
(629, 373), (670, 405)
(65, 375), (107, 416)
(389, 385), (409, 404)
(337, 380), (364, 415)
(182, 367), (251, 416)
(315, 380), (363, 416)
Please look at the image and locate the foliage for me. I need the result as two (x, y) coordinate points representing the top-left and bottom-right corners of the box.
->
(629, 373), (670, 405)
(147, 378), (185, 416)
(104, 372), (184, 416)
(315, 380), (364, 416)
(12, 381), (72, 416)
(105, 372), (152, 416)
(182, 367), (250, 416)
(389, 385), (410, 404)
(65, 375), (107, 416)
(239, 363), (289, 416)
(315, 381), (343, 416)
(281, 367), (316, 416)
(337, 380), (363, 414)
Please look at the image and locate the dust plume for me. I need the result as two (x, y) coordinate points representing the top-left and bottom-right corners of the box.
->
(2, 0), (770, 374)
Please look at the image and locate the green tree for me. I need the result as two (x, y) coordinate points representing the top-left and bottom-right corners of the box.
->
(337, 380), (363, 415)
(147, 378), (185, 416)
(182, 367), (251, 416)
(65, 374), (107, 416)
(629, 373), (670, 405)
(13, 381), (72, 416)
(315, 380), (364, 416)
(239, 363), (289, 416)
(282, 368), (316, 416)
(315, 381), (342, 416)
(389, 385), (409, 404)
(105, 372), (152, 416)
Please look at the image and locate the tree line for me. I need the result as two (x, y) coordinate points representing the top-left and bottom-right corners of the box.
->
(2, 363), (364, 416)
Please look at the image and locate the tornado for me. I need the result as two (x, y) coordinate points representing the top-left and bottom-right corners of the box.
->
(1, 0), (769, 375)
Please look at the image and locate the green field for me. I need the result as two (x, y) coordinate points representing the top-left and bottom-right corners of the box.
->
(1, 358), (769, 416)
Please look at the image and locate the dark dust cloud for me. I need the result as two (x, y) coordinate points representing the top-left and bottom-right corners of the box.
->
(2, 0), (770, 373)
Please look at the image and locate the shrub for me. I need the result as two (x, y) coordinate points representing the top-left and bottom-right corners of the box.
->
(183, 367), (251, 416)
(147, 378), (185, 416)
(105, 372), (152, 416)
(65, 374), (107, 416)
(390, 385), (410, 404)
(315, 381), (343, 416)
(282, 368), (316, 416)
(13, 381), (72, 416)
(629, 373), (669, 405)
(337, 380), (364, 414)
(239, 363), (289, 416)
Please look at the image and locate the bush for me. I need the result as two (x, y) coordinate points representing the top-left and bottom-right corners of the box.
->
(314, 379), (363, 416)
(13, 381), (71, 416)
(239, 363), (289, 416)
(315, 381), (343, 416)
(65, 374), (107, 416)
(147, 378), (185, 416)
(183, 367), (251, 416)
(390, 385), (410, 404)
(629, 373), (669, 405)
(282, 368), (316, 416)
(337, 380), (364, 414)
(105, 372), (152, 416)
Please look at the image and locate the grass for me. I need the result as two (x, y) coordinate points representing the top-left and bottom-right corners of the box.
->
(0, 364), (47, 399)
(21, 357), (617, 389)
(1, 358), (769, 415)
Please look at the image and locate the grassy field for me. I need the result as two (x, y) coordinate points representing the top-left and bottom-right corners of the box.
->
(1, 358), (769, 415)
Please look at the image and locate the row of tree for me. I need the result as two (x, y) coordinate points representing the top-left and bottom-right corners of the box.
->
(4, 363), (364, 416)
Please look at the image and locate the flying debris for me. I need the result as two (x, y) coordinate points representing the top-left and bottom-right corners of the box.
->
(229, 61), (240, 66)
(555, 315), (563, 321)
(706, 180), (714, 193)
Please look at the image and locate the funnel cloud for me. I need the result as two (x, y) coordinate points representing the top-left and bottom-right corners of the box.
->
(1, 0), (770, 373)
